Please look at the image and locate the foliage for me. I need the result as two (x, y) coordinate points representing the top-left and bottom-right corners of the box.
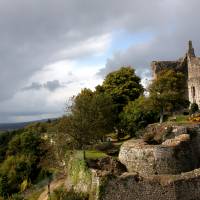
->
(0, 131), (14, 163)
(120, 96), (159, 137)
(9, 193), (26, 200)
(190, 103), (199, 114)
(68, 156), (91, 185)
(189, 113), (200, 122)
(0, 129), (48, 196)
(46, 117), (76, 168)
(97, 67), (144, 138)
(100, 67), (144, 112)
(148, 69), (189, 122)
(50, 187), (88, 200)
(63, 88), (116, 149)
(0, 175), (9, 198)
(7, 131), (43, 157)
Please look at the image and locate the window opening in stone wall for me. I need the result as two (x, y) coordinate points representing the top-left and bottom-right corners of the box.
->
(192, 86), (195, 98)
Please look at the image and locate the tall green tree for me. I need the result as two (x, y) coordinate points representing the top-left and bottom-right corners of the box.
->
(64, 88), (116, 149)
(97, 67), (143, 138)
(100, 67), (144, 113)
(149, 69), (189, 123)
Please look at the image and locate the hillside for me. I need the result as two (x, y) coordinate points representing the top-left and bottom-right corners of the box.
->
(0, 119), (56, 131)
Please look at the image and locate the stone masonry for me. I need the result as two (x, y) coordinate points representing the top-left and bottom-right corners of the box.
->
(152, 41), (200, 106)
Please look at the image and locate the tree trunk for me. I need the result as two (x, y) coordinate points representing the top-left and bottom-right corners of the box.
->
(83, 150), (86, 160)
(160, 108), (164, 123)
(48, 182), (51, 199)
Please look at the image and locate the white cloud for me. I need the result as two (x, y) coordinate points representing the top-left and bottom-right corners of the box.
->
(58, 33), (112, 59)
(0, 59), (103, 122)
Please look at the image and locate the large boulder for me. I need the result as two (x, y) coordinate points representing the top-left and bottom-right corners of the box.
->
(119, 132), (198, 175)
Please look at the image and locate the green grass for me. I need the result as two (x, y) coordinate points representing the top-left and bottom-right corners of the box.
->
(85, 150), (107, 159)
(167, 115), (190, 123)
(75, 150), (107, 160)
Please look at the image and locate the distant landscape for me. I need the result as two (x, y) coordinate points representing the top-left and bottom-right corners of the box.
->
(0, 119), (54, 131)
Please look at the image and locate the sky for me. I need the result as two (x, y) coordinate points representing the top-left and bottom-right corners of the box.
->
(1, 0), (200, 123)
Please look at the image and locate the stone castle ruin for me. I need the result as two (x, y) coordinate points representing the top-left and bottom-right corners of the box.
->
(152, 41), (200, 106)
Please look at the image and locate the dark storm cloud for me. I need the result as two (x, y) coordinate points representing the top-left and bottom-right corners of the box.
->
(98, 0), (200, 78)
(23, 82), (43, 91)
(1, 0), (200, 122)
(23, 80), (65, 91)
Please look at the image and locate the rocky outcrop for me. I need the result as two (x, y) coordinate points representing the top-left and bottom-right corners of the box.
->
(119, 124), (200, 175)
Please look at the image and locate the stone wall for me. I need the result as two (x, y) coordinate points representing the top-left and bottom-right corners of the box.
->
(100, 170), (200, 200)
(151, 55), (188, 100)
(188, 57), (200, 105)
(151, 57), (187, 79)
(65, 161), (200, 200)
(151, 41), (200, 105)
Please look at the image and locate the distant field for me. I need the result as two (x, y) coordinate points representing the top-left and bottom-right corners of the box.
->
(0, 122), (30, 131)
(0, 118), (56, 131)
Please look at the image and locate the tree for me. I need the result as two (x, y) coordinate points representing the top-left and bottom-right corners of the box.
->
(148, 69), (189, 123)
(46, 118), (74, 168)
(101, 67), (144, 113)
(97, 67), (144, 138)
(120, 96), (159, 137)
(64, 88), (116, 149)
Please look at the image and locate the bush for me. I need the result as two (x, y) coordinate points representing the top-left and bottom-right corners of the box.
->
(190, 103), (199, 114)
(9, 193), (26, 200)
(50, 187), (88, 200)
(94, 142), (114, 151)
(120, 96), (159, 137)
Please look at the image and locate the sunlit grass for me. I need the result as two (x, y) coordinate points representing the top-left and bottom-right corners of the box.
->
(75, 150), (107, 160)
(167, 114), (190, 124)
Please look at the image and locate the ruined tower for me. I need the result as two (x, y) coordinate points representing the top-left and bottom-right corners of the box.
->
(151, 41), (200, 107)
(187, 41), (200, 105)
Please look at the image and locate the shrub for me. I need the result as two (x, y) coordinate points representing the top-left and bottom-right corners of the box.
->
(50, 187), (88, 200)
(190, 103), (199, 114)
(120, 96), (159, 137)
(9, 193), (26, 200)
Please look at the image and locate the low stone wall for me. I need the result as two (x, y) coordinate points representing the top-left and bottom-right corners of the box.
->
(65, 156), (126, 200)
(101, 169), (200, 200)
(66, 164), (200, 200)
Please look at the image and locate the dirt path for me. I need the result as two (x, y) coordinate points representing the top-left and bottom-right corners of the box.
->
(37, 177), (65, 200)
